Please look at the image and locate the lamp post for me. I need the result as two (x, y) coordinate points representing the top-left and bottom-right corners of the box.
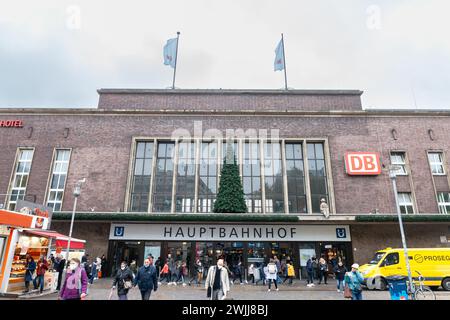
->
(65, 178), (85, 261)
(389, 166), (415, 297)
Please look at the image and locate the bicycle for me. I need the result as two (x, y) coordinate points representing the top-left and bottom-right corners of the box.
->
(409, 271), (436, 300)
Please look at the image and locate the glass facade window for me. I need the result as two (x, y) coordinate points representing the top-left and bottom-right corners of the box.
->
(437, 192), (450, 214)
(175, 142), (196, 213)
(397, 192), (414, 214)
(198, 142), (218, 213)
(307, 143), (328, 213)
(285, 143), (307, 213)
(46, 149), (71, 211)
(428, 152), (445, 175)
(243, 142), (262, 213)
(130, 142), (154, 212)
(390, 152), (407, 175)
(221, 141), (239, 168)
(152, 142), (174, 212)
(264, 142), (284, 213)
(8, 149), (34, 211)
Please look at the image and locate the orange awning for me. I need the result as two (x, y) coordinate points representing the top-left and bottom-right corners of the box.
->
(0, 209), (33, 228)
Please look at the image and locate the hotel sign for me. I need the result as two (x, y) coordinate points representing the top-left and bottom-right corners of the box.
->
(0, 120), (23, 128)
(109, 223), (351, 242)
(344, 152), (381, 175)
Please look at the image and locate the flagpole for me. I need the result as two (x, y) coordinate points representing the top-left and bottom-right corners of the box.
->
(281, 33), (288, 90)
(172, 31), (180, 89)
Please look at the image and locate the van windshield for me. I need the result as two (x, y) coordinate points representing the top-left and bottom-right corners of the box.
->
(369, 252), (386, 265)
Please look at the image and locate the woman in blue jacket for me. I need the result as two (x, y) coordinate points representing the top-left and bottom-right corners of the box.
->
(24, 255), (36, 293)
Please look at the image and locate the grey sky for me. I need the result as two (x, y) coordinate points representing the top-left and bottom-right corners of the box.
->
(1, 0), (449, 109)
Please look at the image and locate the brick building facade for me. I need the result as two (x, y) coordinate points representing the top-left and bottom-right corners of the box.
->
(1, 89), (449, 278)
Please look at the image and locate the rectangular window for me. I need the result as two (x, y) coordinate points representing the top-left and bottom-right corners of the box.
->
(397, 192), (414, 214)
(428, 152), (445, 175)
(264, 142), (284, 213)
(307, 143), (328, 213)
(198, 142), (218, 213)
(46, 149), (71, 211)
(437, 192), (450, 214)
(285, 143), (307, 213)
(221, 141), (239, 168)
(243, 142), (262, 213)
(175, 142), (196, 213)
(8, 149), (34, 211)
(152, 142), (174, 212)
(130, 142), (154, 212)
(390, 152), (407, 175)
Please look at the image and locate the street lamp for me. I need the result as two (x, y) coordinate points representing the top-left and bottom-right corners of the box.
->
(65, 178), (85, 261)
(389, 166), (415, 296)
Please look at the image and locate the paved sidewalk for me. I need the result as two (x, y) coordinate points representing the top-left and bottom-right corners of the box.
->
(12, 278), (450, 300)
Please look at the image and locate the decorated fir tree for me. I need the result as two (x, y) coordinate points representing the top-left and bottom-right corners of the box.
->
(213, 143), (248, 213)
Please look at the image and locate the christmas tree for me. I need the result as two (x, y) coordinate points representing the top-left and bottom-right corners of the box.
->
(213, 143), (248, 213)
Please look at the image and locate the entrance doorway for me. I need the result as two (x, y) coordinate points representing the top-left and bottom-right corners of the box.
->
(215, 242), (244, 268)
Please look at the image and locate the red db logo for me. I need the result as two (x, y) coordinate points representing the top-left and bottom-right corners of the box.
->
(345, 152), (381, 175)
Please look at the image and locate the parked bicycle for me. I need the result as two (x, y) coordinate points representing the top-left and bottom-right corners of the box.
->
(409, 271), (436, 300)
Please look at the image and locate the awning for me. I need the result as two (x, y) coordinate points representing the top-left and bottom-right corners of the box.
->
(22, 229), (86, 249)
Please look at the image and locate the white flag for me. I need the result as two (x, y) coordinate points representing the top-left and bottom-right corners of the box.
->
(163, 38), (178, 68)
(274, 39), (285, 71)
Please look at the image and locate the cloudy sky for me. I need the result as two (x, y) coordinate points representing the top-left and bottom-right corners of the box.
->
(1, 0), (449, 109)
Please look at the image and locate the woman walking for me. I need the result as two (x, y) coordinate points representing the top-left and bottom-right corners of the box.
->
(318, 256), (328, 285)
(334, 261), (347, 293)
(112, 261), (134, 300)
(266, 259), (279, 292)
(24, 255), (36, 293)
(33, 255), (48, 293)
(59, 258), (88, 300)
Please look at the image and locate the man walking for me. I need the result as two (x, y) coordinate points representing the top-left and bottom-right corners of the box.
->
(205, 258), (230, 300)
(133, 258), (158, 300)
(306, 257), (315, 287)
(54, 254), (66, 291)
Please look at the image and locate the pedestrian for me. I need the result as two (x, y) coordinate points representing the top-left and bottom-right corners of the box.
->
(175, 261), (187, 286)
(205, 258), (230, 300)
(306, 257), (315, 287)
(112, 261), (134, 300)
(248, 263), (255, 285)
(89, 258), (98, 284)
(129, 259), (138, 276)
(189, 259), (203, 286)
(59, 258), (88, 300)
(133, 258), (158, 300)
(273, 256), (282, 284)
(280, 259), (287, 283)
(318, 256), (328, 285)
(155, 256), (162, 275)
(312, 257), (318, 280)
(344, 263), (364, 300)
(81, 253), (88, 264)
(232, 261), (243, 285)
(24, 255), (36, 293)
(168, 255), (177, 285)
(54, 254), (66, 291)
(160, 260), (170, 284)
(334, 261), (347, 293)
(266, 259), (279, 292)
(101, 254), (107, 278)
(283, 261), (295, 285)
(33, 255), (48, 293)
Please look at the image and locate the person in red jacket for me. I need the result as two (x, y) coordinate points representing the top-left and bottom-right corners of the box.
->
(33, 255), (48, 293)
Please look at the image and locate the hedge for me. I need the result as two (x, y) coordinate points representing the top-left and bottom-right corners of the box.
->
(52, 212), (300, 222)
(355, 215), (450, 222)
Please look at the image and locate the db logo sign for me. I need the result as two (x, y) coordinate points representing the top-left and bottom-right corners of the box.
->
(345, 152), (381, 175)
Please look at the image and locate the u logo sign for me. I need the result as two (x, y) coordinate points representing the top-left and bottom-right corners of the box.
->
(114, 227), (124, 237)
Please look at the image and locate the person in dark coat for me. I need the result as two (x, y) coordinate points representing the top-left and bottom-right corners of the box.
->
(24, 255), (36, 293)
(53, 254), (66, 291)
(232, 261), (243, 284)
(112, 261), (134, 300)
(306, 257), (315, 286)
(133, 257), (158, 300)
(101, 254), (107, 278)
(334, 261), (347, 292)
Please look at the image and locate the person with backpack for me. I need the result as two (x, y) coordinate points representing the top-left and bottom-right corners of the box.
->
(24, 255), (36, 293)
(318, 256), (328, 285)
(266, 259), (279, 292)
(334, 261), (347, 293)
(112, 261), (134, 300)
(59, 258), (88, 300)
(133, 258), (158, 300)
(344, 263), (364, 300)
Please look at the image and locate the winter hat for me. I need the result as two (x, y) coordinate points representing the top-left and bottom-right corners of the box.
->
(351, 263), (359, 269)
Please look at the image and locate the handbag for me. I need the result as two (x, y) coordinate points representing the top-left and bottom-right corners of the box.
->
(344, 285), (352, 299)
(124, 280), (133, 289)
(207, 286), (212, 298)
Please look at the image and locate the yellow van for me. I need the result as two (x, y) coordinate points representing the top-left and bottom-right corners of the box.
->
(359, 248), (450, 291)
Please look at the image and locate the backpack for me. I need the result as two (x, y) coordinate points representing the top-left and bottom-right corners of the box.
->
(268, 264), (276, 274)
